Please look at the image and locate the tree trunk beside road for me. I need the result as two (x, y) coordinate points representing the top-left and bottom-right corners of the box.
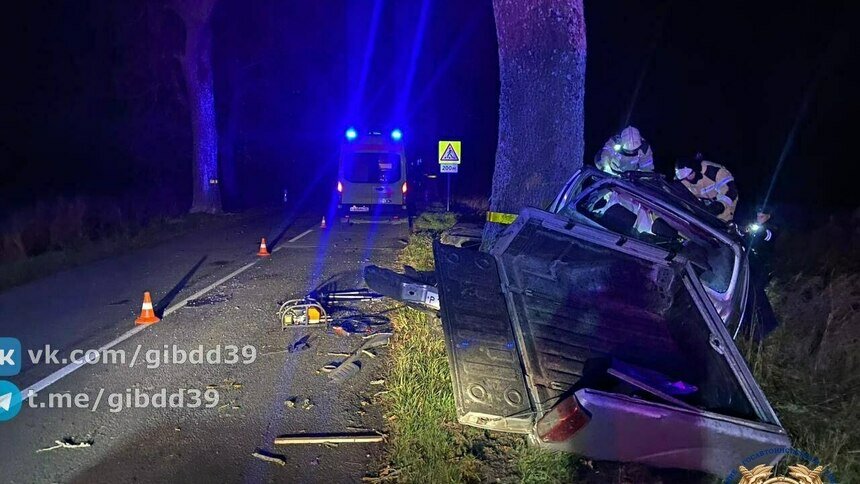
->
(483, 0), (587, 247)
(176, 0), (222, 214)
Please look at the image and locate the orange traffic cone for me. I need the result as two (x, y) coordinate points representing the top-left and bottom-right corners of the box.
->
(135, 292), (160, 325)
(257, 238), (271, 257)
(320, 216), (327, 229)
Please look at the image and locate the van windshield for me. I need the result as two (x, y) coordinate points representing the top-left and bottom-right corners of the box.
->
(343, 152), (402, 183)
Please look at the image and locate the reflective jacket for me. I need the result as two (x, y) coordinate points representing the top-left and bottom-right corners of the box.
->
(681, 160), (738, 222)
(595, 137), (654, 175)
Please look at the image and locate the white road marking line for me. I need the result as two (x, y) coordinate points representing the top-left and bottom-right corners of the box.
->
(288, 228), (314, 243)
(24, 325), (145, 396)
(162, 261), (257, 317)
(274, 227), (315, 252)
(22, 260), (259, 397)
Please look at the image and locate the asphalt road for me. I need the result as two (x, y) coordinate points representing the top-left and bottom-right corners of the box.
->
(0, 209), (410, 483)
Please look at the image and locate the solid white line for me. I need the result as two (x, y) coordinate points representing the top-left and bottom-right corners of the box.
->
(162, 261), (257, 317)
(288, 228), (314, 243)
(23, 325), (145, 396)
(22, 260), (259, 397)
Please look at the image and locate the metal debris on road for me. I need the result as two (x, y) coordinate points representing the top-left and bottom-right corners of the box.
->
(251, 450), (287, 466)
(36, 439), (93, 453)
(329, 361), (361, 383)
(288, 334), (311, 353)
(273, 433), (386, 445)
(186, 293), (231, 307)
(208, 380), (243, 390)
(327, 333), (393, 383)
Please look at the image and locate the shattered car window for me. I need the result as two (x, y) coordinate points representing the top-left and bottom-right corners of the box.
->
(567, 185), (734, 294)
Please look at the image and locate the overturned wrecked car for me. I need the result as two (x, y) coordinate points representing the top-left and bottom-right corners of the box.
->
(366, 168), (790, 477)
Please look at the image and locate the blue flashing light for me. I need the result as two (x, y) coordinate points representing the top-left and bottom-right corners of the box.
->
(345, 127), (357, 141)
(390, 129), (402, 141)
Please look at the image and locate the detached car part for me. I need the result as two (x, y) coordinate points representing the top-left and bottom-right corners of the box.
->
(433, 207), (790, 476)
(363, 265), (440, 311)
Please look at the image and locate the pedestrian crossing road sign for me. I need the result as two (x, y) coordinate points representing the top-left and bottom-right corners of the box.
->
(438, 141), (461, 164)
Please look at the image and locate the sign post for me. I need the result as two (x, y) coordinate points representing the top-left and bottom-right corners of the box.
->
(438, 141), (461, 212)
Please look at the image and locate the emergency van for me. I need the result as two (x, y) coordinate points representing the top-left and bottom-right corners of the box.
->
(336, 128), (408, 220)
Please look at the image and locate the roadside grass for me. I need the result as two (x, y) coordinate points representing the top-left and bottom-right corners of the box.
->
(739, 222), (860, 481)
(380, 212), (581, 483)
(411, 212), (458, 233)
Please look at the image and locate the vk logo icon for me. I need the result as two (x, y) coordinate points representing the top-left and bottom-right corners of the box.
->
(0, 338), (22, 376)
(0, 380), (23, 421)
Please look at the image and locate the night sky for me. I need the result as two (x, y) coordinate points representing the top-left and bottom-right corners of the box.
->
(0, 0), (855, 220)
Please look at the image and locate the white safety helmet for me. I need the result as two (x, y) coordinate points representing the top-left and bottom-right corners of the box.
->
(619, 126), (643, 152)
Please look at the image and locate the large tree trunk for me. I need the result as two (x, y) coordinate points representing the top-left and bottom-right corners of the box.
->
(177, 0), (221, 214)
(482, 0), (586, 247)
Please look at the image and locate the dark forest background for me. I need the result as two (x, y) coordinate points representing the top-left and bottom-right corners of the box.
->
(0, 0), (855, 223)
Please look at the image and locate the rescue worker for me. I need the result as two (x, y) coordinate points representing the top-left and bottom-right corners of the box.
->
(743, 210), (779, 339)
(675, 154), (738, 222)
(589, 189), (658, 236)
(595, 126), (655, 176)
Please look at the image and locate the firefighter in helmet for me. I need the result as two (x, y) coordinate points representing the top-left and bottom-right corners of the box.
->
(675, 153), (738, 222)
(595, 126), (655, 176)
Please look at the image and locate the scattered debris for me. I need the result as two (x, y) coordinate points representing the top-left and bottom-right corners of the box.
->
(208, 380), (243, 390)
(251, 450), (287, 466)
(329, 361), (361, 383)
(285, 397), (296, 408)
(187, 293), (231, 307)
(300, 398), (315, 410)
(274, 433), (385, 445)
(361, 349), (377, 359)
(37, 439), (93, 453)
(327, 352), (350, 357)
(288, 334), (311, 353)
(369, 379), (385, 386)
(327, 332), (393, 384)
(362, 466), (402, 482)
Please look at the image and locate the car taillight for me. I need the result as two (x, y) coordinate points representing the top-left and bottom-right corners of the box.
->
(401, 181), (407, 194)
(535, 394), (591, 443)
(337, 181), (343, 193)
